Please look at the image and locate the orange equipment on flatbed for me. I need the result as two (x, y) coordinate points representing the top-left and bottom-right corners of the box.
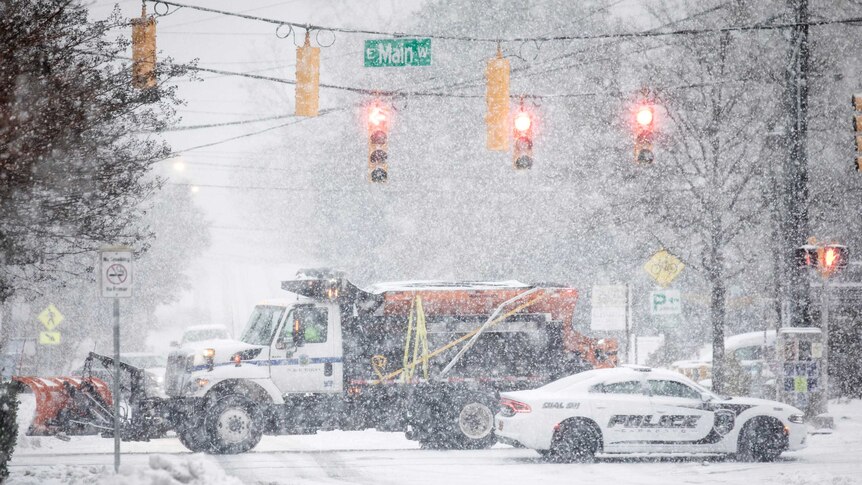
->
(370, 282), (617, 370)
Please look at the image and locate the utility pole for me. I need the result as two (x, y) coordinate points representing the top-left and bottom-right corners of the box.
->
(781, 0), (811, 328)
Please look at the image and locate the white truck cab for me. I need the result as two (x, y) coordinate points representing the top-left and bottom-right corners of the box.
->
(166, 298), (344, 403)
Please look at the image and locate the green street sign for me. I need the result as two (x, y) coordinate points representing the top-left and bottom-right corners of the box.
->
(364, 38), (431, 67)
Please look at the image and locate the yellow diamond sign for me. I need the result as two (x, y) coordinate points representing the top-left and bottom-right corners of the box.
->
(644, 250), (685, 287)
(38, 304), (64, 330)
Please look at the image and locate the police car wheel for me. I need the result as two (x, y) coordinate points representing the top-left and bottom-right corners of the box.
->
(205, 394), (264, 455)
(736, 417), (786, 462)
(546, 421), (600, 463)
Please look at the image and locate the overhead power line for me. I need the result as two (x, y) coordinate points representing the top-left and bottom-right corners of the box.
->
(149, 0), (862, 42)
(153, 113), (297, 131)
(167, 106), (349, 155)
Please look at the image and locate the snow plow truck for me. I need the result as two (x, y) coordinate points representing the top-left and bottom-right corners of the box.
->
(58, 270), (618, 454)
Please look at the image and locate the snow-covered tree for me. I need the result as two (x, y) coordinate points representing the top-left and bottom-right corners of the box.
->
(0, 0), (186, 304)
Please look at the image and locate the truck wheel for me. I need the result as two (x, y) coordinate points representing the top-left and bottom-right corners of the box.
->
(176, 411), (212, 453)
(427, 390), (496, 450)
(736, 417), (786, 462)
(455, 399), (497, 449)
(205, 394), (264, 454)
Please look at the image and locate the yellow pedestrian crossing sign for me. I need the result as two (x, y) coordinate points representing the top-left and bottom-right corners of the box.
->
(39, 331), (61, 345)
(644, 250), (685, 287)
(38, 304), (64, 330)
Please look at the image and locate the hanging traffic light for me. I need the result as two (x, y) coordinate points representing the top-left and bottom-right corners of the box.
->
(367, 103), (389, 183)
(796, 244), (818, 268)
(485, 46), (510, 151)
(797, 242), (849, 277)
(296, 32), (320, 117)
(853, 94), (862, 171)
(634, 103), (655, 164)
(512, 108), (534, 169)
(131, 5), (156, 90)
(817, 244), (849, 277)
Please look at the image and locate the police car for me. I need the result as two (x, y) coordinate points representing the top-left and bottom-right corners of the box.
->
(495, 366), (806, 462)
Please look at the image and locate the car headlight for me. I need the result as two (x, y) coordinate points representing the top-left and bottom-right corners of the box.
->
(788, 413), (805, 424)
(202, 348), (216, 359)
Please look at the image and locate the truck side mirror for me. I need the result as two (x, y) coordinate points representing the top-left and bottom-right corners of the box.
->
(292, 318), (305, 347)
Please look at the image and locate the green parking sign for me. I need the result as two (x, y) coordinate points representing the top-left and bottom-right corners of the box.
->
(364, 38), (432, 67)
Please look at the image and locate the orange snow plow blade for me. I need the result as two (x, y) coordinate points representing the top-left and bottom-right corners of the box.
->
(13, 376), (113, 436)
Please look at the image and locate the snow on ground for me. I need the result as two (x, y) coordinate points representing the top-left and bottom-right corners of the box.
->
(12, 454), (242, 485)
(8, 395), (862, 485)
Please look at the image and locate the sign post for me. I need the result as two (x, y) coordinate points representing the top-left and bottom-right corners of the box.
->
(100, 246), (133, 473)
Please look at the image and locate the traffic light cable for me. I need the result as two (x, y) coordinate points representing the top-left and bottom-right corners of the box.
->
(148, 0), (862, 44)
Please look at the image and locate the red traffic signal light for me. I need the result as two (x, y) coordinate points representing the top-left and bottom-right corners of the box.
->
(818, 244), (848, 276)
(797, 243), (849, 277)
(367, 103), (390, 183)
(636, 105), (654, 129)
(512, 109), (534, 170)
(369, 106), (387, 127)
(514, 111), (532, 133)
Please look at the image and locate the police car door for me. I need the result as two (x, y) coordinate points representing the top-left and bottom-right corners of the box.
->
(646, 378), (716, 451)
(271, 304), (343, 395)
(588, 377), (651, 450)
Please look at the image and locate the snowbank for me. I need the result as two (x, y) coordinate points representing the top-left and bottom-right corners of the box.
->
(12, 454), (242, 485)
(13, 394), (240, 484)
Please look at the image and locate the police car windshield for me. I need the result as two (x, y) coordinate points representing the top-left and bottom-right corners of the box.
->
(241, 305), (285, 346)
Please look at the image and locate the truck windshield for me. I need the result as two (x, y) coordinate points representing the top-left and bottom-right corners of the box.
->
(240, 305), (286, 346)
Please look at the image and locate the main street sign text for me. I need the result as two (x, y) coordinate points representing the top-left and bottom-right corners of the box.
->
(364, 38), (432, 67)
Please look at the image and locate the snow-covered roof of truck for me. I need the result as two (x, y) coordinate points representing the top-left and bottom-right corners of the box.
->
(367, 280), (530, 293)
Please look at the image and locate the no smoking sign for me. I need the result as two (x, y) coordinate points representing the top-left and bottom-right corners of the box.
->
(100, 247), (133, 298)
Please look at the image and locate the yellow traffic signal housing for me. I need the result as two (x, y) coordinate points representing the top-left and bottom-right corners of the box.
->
(296, 33), (320, 117)
(131, 6), (156, 89)
(485, 48), (510, 151)
(367, 104), (389, 183)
